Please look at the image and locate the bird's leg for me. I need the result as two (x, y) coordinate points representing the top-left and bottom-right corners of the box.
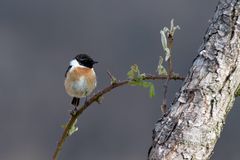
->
(71, 97), (80, 115)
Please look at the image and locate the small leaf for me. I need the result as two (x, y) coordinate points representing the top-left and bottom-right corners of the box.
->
(68, 119), (78, 136)
(164, 48), (171, 61)
(157, 56), (167, 76)
(141, 81), (150, 88)
(127, 64), (141, 80)
(127, 64), (155, 98)
(170, 19), (180, 36)
(149, 83), (155, 98)
(160, 30), (168, 50)
(129, 80), (155, 98)
(140, 73), (146, 79)
(129, 81), (141, 86)
(170, 19), (174, 32)
(111, 78), (117, 84)
(160, 30), (171, 61)
(96, 96), (104, 104)
(173, 25), (180, 32)
(163, 27), (169, 33)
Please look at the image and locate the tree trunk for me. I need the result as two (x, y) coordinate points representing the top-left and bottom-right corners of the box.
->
(148, 0), (240, 159)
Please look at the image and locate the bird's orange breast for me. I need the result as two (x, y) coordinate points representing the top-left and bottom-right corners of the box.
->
(67, 67), (95, 81)
(64, 67), (96, 98)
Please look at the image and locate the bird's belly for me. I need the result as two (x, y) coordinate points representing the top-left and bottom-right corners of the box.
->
(65, 76), (95, 98)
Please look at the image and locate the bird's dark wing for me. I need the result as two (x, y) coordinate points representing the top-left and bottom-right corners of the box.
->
(65, 66), (72, 77)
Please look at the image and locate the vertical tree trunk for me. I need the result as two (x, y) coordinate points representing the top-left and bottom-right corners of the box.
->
(148, 0), (240, 159)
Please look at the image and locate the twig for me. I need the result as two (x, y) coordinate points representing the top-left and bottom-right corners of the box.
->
(161, 80), (169, 113)
(161, 34), (174, 113)
(107, 70), (117, 84)
(52, 74), (184, 160)
(167, 35), (174, 75)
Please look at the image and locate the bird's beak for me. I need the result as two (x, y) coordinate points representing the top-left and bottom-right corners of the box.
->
(93, 61), (98, 64)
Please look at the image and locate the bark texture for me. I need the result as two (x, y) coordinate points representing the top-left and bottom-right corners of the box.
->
(148, 0), (240, 159)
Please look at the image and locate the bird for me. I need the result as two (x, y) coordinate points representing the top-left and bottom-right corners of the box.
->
(64, 54), (98, 107)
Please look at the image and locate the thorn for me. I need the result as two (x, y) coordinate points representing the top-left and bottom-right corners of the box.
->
(107, 70), (117, 84)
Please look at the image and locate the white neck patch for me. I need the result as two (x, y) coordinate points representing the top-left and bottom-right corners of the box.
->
(69, 59), (87, 69)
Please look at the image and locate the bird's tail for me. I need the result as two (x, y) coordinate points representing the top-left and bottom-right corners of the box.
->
(71, 97), (80, 106)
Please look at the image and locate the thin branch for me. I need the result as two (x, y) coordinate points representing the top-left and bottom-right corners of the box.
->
(167, 35), (174, 75)
(161, 80), (169, 113)
(52, 74), (184, 160)
(161, 34), (174, 113)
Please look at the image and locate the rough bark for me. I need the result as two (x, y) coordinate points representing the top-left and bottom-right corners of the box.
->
(148, 0), (240, 159)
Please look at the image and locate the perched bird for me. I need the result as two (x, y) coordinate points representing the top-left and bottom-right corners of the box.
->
(64, 54), (98, 106)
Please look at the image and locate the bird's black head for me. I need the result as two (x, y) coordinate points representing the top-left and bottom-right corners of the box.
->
(75, 54), (98, 68)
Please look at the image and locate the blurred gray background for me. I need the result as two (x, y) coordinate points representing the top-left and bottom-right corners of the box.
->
(0, 0), (240, 160)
